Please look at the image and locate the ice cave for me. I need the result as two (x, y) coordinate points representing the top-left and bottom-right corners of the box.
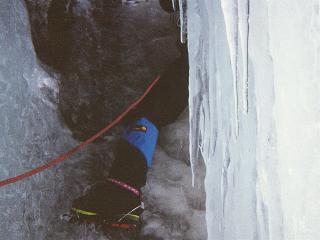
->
(0, 0), (320, 240)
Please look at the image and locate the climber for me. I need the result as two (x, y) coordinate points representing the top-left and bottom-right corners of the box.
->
(67, 0), (188, 231)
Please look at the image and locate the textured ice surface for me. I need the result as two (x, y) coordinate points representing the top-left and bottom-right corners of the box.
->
(187, 0), (320, 239)
(144, 110), (206, 240)
(0, 1), (83, 239)
(1, 0), (206, 239)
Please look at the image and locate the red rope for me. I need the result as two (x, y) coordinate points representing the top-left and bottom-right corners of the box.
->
(0, 76), (161, 188)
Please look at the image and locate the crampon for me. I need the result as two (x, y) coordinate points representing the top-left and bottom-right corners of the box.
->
(60, 180), (144, 233)
(61, 207), (142, 231)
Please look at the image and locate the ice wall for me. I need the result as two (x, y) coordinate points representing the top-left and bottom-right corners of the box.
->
(0, 1), (85, 239)
(187, 0), (320, 239)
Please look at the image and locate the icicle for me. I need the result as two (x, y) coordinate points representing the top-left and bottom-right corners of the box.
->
(180, 0), (194, 186)
(178, 0), (187, 43)
(172, 0), (177, 11)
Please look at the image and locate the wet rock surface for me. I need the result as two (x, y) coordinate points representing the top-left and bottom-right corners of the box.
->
(25, 0), (181, 140)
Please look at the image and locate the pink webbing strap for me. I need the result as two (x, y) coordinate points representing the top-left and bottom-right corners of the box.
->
(107, 178), (140, 197)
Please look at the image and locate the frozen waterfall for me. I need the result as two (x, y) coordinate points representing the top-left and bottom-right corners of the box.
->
(187, 0), (320, 239)
(2, 0), (320, 239)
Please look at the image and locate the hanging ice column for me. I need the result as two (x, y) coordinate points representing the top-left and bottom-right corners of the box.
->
(187, 0), (320, 239)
